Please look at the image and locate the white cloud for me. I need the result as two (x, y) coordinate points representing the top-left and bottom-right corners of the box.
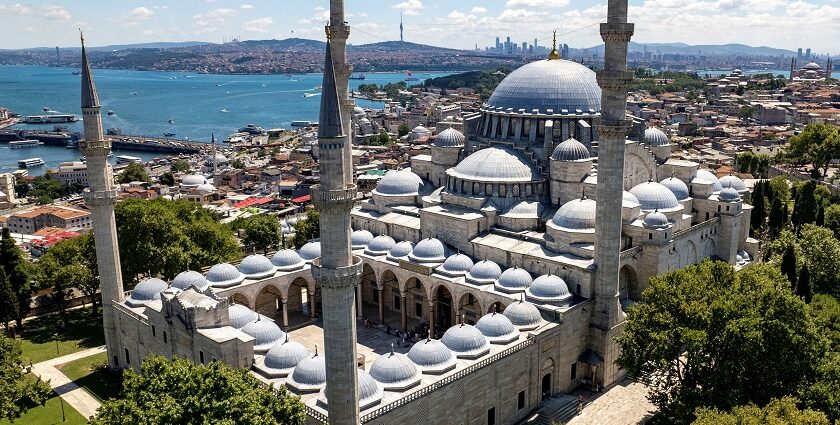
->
(470, 6), (488, 14)
(393, 0), (423, 16)
(240, 4), (254, 10)
(244, 17), (273, 33)
(192, 8), (236, 33)
(42, 5), (71, 21)
(505, 0), (570, 8)
(120, 6), (155, 27)
(0, 3), (31, 15)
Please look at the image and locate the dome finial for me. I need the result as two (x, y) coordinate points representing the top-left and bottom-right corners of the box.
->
(548, 31), (560, 60)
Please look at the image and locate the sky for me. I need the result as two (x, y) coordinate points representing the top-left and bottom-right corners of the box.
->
(0, 0), (838, 53)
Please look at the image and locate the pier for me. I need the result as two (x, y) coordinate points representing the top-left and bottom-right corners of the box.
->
(0, 130), (208, 154)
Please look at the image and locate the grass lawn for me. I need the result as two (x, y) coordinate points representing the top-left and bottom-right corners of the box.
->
(17, 307), (105, 364)
(58, 352), (122, 402)
(0, 391), (88, 425)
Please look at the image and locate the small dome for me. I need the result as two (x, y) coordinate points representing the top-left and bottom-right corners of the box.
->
(271, 249), (305, 271)
(500, 201), (544, 219)
(496, 267), (533, 293)
(526, 274), (572, 304)
(407, 338), (457, 374)
(126, 278), (168, 306)
(448, 147), (540, 183)
(503, 300), (543, 330)
(264, 339), (312, 373)
(551, 197), (597, 230)
(629, 181), (680, 211)
(660, 177), (690, 201)
(228, 304), (258, 329)
(238, 254), (276, 279)
(623, 190), (640, 208)
(466, 259), (502, 284)
(196, 183), (216, 194)
(695, 170), (723, 192)
(298, 241), (322, 262)
(181, 173), (207, 187)
(206, 153), (228, 163)
(409, 238), (448, 263)
(441, 324), (491, 358)
(353, 106), (366, 115)
(318, 370), (383, 410)
(551, 138), (590, 161)
(719, 186), (741, 202)
(719, 175), (747, 191)
(434, 128), (465, 148)
(241, 318), (286, 352)
(369, 352), (421, 390)
(644, 128), (670, 147)
(475, 312), (520, 344)
(365, 235), (396, 256)
(351, 229), (374, 249)
(387, 241), (415, 261)
(374, 169), (424, 196)
(206, 263), (245, 288)
(412, 125), (431, 134)
(643, 210), (670, 229)
(289, 355), (326, 391)
(439, 253), (474, 275)
(171, 270), (209, 292)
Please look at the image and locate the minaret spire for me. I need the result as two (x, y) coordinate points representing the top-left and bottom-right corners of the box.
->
(400, 12), (404, 43)
(80, 31), (99, 109)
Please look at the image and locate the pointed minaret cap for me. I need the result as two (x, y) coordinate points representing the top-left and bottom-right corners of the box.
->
(317, 38), (344, 139)
(80, 31), (99, 109)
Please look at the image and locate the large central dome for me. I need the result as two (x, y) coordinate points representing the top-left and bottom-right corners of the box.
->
(487, 59), (601, 113)
(447, 147), (540, 183)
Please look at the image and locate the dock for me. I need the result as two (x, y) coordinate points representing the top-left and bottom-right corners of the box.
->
(0, 130), (209, 154)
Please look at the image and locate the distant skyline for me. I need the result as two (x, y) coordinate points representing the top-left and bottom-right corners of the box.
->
(0, 0), (838, 53)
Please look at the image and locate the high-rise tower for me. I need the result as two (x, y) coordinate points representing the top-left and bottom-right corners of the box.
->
(400, 12), (404, 43)
(592, 0), (634, 385)
(79, 34), (125, 370)
(311, 23), (363, 425)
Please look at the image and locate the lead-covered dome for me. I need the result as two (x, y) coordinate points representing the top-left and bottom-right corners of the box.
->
(238, 254), (276, 279)
(448, 147), (540, 183)
(495, 267), (533, 293)
(439, 253), (474, 276)
(369, 352), (421, 390)
(551, 197), (597, 230)
(126, 278), (168, 307)
(181, 173), (207, 187)
(695, 170), (723, 192)
(526, 274), (572, 305)
(228, 304), (258, 329)
(365, 235), (396, 256)
(351, 229), (374, 250)
(298, 241), (322, 262)
(171, 270), (210, 292)
(719, 175), (747, 192)
(206, 263), (245, 288)
(271, 249), (305, 271)
(434, 127), (465, 148)
(387, 241), (414, 261)
(466, 260), (502, 284)
(719, 186), (741, 202)
(486, 59), (601, 113)
(374, 169), (423, 196)
(196, 183), (216, 194)
(630, 181), (680, 212)
(407, 338), (457, 374)
(289, 355), (326, 392)
(552, 138), (590, 161)
(441, 324), (491, 359)
(264, 339), (311, 373)
(241, 318), (286, 352)
(644, 128), (670, 147)
(318, 370), (383, 410)
(409, 238), (448, 263)
(643, 210), (670, 229)
(660, 177), (690, 201)
(475, 312), (520, 344)
(804, 62), (822, 70)
(623, 190), (641, 208)
(503, 300), (543, 330)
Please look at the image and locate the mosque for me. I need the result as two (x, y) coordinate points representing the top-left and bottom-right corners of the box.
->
(789, 58), (833, 81)
(78, 0), (754, 423)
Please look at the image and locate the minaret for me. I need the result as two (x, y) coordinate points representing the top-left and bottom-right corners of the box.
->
(311, 30), (362, 425)
(592, 0), (634, 386)
(211, 133), (218, 176)
(400, 12), (404, 43)
(79, 34), (125, 370)
(790, 58), (796, 81)
(329, 0), (355, 187)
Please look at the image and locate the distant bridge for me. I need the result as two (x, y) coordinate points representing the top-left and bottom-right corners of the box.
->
(0, 130), (208, 154)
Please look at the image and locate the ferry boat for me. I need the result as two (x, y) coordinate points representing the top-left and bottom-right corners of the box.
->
(115, 155), (142, 164)
(9, 140), (44, 149)
(303, 92), (321, 98)
(349, 74), (366, 80)
(23, 114), (78, 124)
(18, 158), (45, 168)
(107, 110), (115, 116)
(290, 121), (312, 127)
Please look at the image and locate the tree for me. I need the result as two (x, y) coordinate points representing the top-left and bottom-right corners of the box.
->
(793, 181), (818, 230)
(769, 176), (790, 204)
(230, 158), (246, 169)
(240, 214), (281, 253)
(13, 182), (28, 198)
(799, 264), (813, 303)
(781, 243), (798, 289)
(737, 105), (756, 120)
(803, 356), (840, 423)
(91, 356), (305, 425)
(693, 397), (829, 425)
(0, 268), (19, 331)
(290, 209), (320, 249)
(824, 204), (840, 237)
(158, 172), (175, 186)
(0, 335), (51, 420)
(170, 159), (190, 173)
(750, 180), (767, 233)
(377, 130), (391, 145)
(617, 261), (824, 422)
(798, 225), (840, 297)
(397, 123), (411, 138)
(118, 162), (150, 184)
(768, 197), (787, 236)
(785, 124), (840, 177)
(0, 228), (31, 328)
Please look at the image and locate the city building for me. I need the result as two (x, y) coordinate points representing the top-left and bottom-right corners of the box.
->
(6, 205), (91, 234)
(0, 173), (15, 209)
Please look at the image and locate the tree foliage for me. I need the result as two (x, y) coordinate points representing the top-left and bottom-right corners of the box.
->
(0, 228), (31, 327)
(25, 174), (82, 204)
(91, 356), (305, 425)
(0, 335), (51, 421)
(397, 123), (411, 138)
(290, 209), (319, 249)
(736, 152), (770, 178)
(234, 214), (281, 253)
(170, 159), (190, 173)
(118, 162), (150, 184)
(0, 268), (19, 330)
(158, 172), (175, 186)
(693, 397), (828, 425)
(785, 124), (840, 178)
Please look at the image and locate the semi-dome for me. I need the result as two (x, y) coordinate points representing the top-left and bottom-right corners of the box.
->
(298, 241), (322, 262)
(181, 173), (207, 187)
(660, 177), (690, 201)
(644, 128), (670, 147)
(434, 127), (465, 148)
(526, 274), (572, 304)
(241, 318), (286, 352)
(475, 312), (520, 344)
(407, 338), (457, 374)
(365, 235), (396, 256)
(318, 370), (383, 410)
(271, 249), (305, 271)
(551, 197), (597, 230)
(171, 270), (210, 292)
(719, 175), (747, 191)
(503, 300), (543, 330)
(126, 278), (168, 306)
(196, 183), (216, 194)
(238, 254), (276, 279)
(374, 169), (424, 196)
(206, 263), (245, 288)
(368, 352), (421, 390)
(228, 304), (258, 329)
(486, 59), (601, 113)
(351, 229), (374, 250)
(448, 147), (540, 183)
(552, 138), (590, 161)
(387, 241), (415, 261)
(695, 170), (723, 191)
(643, 210), (670, 229)
(439, 253), (474, 276)
(623, 190), (640, 207)
(496, 267), (533, 293)
(409, 238), (448, 263)
(629, 181), (680, 211)
(264, 339), (311, 373)
(289, 355), (326, 392)
(719, 186), (741, 202)
(441, 324), (491, 359)
(466, 260), (502, 284)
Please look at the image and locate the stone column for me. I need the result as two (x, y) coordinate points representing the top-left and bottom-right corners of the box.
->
(400, 294), (407, 331)
(356, 282), (363, 318)
(428, 301), (436, 337)
(309, 292), (317, 319)
(282, 299), (289, 328)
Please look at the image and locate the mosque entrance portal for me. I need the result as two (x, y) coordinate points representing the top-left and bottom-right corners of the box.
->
(541, 374), (552, 400)
(436, 286), (454, 330)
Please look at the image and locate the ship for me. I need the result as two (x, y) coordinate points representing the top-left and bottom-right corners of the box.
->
(303, 92), (321, 98)
(115, 155), (142, 164)
(107, 110), (115, 115)
(349, 74), (366, 80)
(18, 158), (45, 168)
(9, 140), (44, 149)
(164, 133), (176, 137)
(23, 114), (78, 124)
(290, 121), (312, 127)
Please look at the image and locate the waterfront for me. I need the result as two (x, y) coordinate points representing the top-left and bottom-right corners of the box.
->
(0, 144), (163, 175)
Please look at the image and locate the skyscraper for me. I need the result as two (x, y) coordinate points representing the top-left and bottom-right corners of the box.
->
(400, 12), (404, 43)
(79, 33), (125, 370)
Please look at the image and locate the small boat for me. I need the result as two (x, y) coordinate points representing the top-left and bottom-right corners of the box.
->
(131, 91), (138, 95)
(9, 140), (44, 149)
(42, 106), (50, 111)
(220, 109), (230, 113)
(164, 133), (176, 137)
(72, 70), (81, 76)
(291, 121), (312, 127)
(405, 71), (419, 81)
(107, 110), (115, 116)
(167, 119), (175, 124)
(18, 158), (45, 168)
(115, 155), (141, 164)
(303, 93), (321, 98)
(349, 74), (366, 80)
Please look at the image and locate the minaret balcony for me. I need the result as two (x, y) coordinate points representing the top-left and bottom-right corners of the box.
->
(311, 184), (357, 212)
(311, 255), (362, 289)
(599, 23), (634, 43)
(596, 70), (634, 92)
(83, 189), (119, 206)
(79, 139), (112, 153)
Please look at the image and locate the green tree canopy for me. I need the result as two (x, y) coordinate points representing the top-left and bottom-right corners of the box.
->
(0, 228), (31, 327)
(290, 209), (319, 249)
(397, 123), (411, 138)
(158, 172), (175, 186)
(238, 214), (281, 253)
(798, 225), (840, 297)
(0, 268), (19, 329)
(34, 233), (99, 315)
(693, 397), (828, 425)
(0, 335), (51, 420)
(118, 162), (150, 184)
(170, 159), (190, 173)
(785, 124), (840, 177)
(91, 356), (305, 425)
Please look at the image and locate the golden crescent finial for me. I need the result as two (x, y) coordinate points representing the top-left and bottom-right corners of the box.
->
(80, 29), (85, 46)
(548, 30), (560, 60)
(325, 25), (332, 41)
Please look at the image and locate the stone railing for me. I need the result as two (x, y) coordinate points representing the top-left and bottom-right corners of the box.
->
(305, 406), (329, 424)
(619, 245), (642, 260)
(112, 301), (149, 325)
(673, 217), (720, 240)
(83, 189), (119, 206)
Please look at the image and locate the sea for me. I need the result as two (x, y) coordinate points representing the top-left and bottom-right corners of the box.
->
(0, 66), (455, 174)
